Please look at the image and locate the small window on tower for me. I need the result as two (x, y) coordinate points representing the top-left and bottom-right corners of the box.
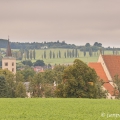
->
(12, 62), (14, 66)
(12, 68), (14, 72)
(5, 63), (8, 66)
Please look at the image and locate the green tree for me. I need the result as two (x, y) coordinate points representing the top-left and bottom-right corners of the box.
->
(0, 75), (8, 98)
(49, 50), (52, 59)
(89, 47), (92, 57)
(44, 50), (46, 59)
(30, 50), (32, 60)
(0, 69), (15, 97)
(15, 82), (26, 98)
(55, 59), (105, 98)
(59, 50), (61, 58)
(34, 60), (45, 66)
(22, 60), (33, 67)
(33, 49), (36, 60)
(29, 73), (44, 97)
(16, 72), (24, 82)
(83, 47), (86, 57)
(26, 49), (29, 59)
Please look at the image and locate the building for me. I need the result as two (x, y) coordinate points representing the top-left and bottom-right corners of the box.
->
(2, 38), (16, 74)
(88, 54), (120, 99)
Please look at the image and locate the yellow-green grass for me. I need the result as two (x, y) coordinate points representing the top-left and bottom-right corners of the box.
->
(0, 98), (120, 120)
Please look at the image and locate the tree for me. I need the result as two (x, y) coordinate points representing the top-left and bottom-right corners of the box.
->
(89, 47), (92, 57)
(16, 72), (24, 82)
(30, 50), (32, 60)
(0, 75), (8, 98)
(22, 60), (33, 67)
(55, 59), (105, 98)
(83, 47), (86, 57)
(113, 75), (120, 98)
(59, 50), (61, 58)
(72, 49), (74, 57)
(33, 49), (36, 60)
(85, 43), (90, 47)
(0, 69), (15, 97)
(44, 50), (46, 59)
(75, 48), (78, 58)
(34, 60), (45, 66)
(49, 50), (52, 59)
(26, 49), (29, 59)
(15, 82), (26, 98)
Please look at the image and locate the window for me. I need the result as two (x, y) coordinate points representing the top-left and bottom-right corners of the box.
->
(12, 62), (14, 66)
(12, 68), (14, 72)
(5, 63), (8, 66)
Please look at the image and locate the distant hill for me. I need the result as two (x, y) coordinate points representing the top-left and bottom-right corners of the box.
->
(0, 39), (8, 48)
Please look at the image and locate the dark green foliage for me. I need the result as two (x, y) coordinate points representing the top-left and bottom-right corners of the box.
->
(44, 50), (46, 59)
(55, 59), (105, 98)
(22, 60), (33, 66)
(89, 47), (92, 57)
(34, 60), (45, 66)
(20, 68), (35, 82)
(30, 50), (32, 60)
(59, 50), (61, 58)
(49, 50), (52, 59)
(15, 82), (26, 98)
(0, 75), (8, 98)
(83, 47), (86, 56)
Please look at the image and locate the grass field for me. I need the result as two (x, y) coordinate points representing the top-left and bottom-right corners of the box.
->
(0, 98), (120, 120)
(2, 48), (119, 65)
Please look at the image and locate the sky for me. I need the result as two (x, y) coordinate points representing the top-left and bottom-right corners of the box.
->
(0, 0), (120, 47)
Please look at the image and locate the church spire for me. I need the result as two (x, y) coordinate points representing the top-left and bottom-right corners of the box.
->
(6, 36), (12, 57)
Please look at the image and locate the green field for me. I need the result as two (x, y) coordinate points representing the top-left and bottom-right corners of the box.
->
(2, 48), (119, 65)
(0, 98), (120, 120)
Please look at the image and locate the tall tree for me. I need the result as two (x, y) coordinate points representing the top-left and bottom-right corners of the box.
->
(15, 82), (26, 98)
(33, 49), (36, 60)
(83, 47), (86, 57)
(44, 50), (46, 59)
(0, 75), (8, 98)
(49, 50), (52, 59)
(30, 50), (32, 60)
(89, 47), (92, 57)
(55, 59), (105, 98)
(59, 50), (61, 58)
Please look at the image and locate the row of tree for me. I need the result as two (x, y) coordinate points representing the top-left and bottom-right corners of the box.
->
(0, 59), (109, 98)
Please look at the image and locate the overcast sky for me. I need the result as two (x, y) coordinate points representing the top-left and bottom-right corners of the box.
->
(0, 0), (120, 47)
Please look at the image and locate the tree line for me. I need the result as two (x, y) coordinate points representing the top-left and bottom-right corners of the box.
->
(0, 59), (111, 98)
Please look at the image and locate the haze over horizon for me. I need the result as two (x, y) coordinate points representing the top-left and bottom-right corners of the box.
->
(1, 0), (120, 47)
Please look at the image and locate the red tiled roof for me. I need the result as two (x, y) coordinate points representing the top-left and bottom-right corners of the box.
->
(88, 62), (115, 96)
(102, 55), (120, 79)
(88, 63), (108, 82)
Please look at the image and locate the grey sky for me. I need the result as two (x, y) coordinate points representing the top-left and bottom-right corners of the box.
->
(0, 0), (120, 47)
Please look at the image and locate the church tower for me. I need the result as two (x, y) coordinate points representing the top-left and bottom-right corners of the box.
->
(2, 37), (16, 74)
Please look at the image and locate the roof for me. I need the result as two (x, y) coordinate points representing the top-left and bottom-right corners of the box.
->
(88, 62), (108, 82)
(6, 39), (12, 57)
(88, 62), (115, 96)
(102, 55), (120, 79)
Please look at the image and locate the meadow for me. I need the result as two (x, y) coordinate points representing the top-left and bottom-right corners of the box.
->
(0, 98), (120, 120)
(24, 49), (117, 65)
(2, 48), (118, 65)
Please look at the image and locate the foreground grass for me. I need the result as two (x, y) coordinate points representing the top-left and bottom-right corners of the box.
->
(0, 98), (120, 120)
